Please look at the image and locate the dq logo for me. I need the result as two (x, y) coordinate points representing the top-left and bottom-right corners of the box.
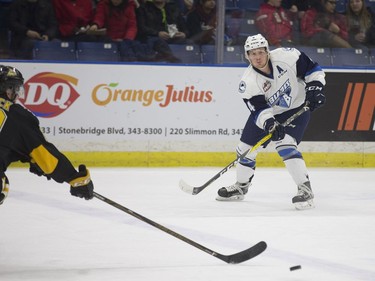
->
(338, 83), (375, 131)
(19, 72), (80, 118)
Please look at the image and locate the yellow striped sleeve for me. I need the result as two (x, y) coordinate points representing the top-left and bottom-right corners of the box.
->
(30, 145), (58, 174)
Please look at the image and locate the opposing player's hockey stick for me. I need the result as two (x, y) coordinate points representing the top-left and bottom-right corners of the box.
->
(179, 104), (310, 195)
(93, 192), (267, 264)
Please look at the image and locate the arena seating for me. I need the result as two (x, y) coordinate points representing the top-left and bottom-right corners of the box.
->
(33, 41), (76, 61)
(297, 46), (332, 67)
(30, 41), (375, 68)
(76, 42), (120, 62)
(331, 47), (372, 67)
(168, 44), (201, 64)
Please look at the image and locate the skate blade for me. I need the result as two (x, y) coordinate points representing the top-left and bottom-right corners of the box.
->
(294, 199), (315, 210)
(216, 195), (245, 201)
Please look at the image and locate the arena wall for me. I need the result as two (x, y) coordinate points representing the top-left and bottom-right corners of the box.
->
(6, 61), (375, 167)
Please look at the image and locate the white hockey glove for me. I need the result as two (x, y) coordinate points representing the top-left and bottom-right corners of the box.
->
(0, 174), (10, 205)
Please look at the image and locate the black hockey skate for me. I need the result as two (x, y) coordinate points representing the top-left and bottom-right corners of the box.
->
(216, 181), (250, 201)
(292, 181), (314, 210)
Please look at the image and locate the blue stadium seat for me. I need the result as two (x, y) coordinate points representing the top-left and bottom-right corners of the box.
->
(225, 0), (237, 11)
(237, 14), (258, 44)
(168, 44), (201, 64)
(369, 48), (375, 65)
(331, 47), (371, 67)
(223, 46), (246, 64)
(201, 45), (245, 65)
(297, 46), (332, 67)
(235, 0), (263, 11)
(76, 42), (120, 62)
(33, 41), (76, 61)
(119, 40), (158, 62)
(201, 45), (215, 64)
(225, 14), (242, 44)
(366, 0), (375, 11)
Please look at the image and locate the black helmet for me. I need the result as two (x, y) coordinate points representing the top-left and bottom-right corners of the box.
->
(0, 65), (25, 102)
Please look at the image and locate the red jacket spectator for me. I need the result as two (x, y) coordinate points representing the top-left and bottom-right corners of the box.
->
(52, 0), (94, 37)
(255, 1), (293, 46)
(301, 8), (349, 40)
(92, 0), (137, 41)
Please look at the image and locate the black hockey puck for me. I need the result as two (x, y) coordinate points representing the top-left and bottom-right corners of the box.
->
(290, 265), (301, 271)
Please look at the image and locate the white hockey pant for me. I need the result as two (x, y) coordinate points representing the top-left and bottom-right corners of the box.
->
(236, 135), (309, 186)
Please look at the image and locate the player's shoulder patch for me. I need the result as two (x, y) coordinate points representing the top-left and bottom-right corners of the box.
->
(239, 80), (246, 93)
(238, 67), (253, 93)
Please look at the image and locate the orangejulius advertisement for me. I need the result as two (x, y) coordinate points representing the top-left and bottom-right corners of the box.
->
(11, 62), (248, 152)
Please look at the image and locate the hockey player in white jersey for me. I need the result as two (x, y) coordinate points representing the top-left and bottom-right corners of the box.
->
(216, 34), (326, 210)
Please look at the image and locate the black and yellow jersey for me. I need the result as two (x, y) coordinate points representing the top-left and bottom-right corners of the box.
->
(0, 97), (78, 183)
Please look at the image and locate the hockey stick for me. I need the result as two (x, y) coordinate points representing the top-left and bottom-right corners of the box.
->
(179, 104), (310, 195)
(93, 192), (267, 264)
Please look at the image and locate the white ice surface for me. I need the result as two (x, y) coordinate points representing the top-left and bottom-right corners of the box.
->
(1, 167), (374, 281)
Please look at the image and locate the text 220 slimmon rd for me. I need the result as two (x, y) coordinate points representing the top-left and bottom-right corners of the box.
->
(40, 127), (244, 136)
(169, 128), (243, 136)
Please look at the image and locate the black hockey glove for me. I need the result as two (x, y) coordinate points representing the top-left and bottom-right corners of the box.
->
(0, 174), (9, 205)
(264, 118), (285, 141)
(305, 81), (326, 112)
(69, 165), (94, 200)
(29, 162), (51, 180)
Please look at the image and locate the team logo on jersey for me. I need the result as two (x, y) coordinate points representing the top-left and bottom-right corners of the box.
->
(19, 72), (80, 118)
(239, 81), (246, 93)
(268, 79), (292, 108)
(263, 80), (271, 92)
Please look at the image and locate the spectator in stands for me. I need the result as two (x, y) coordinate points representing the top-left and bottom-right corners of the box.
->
(52, 0), (96, 42)
(136, 0), (187, 62)
(186, 0), (216, 45)
(88, 0), (141, 61)
(281, 0), (309, 45)
(89, 0), (137, 42)
(137, 0), (188, 44)
(346, 0), (375, 47)
(0, 0), (12, 58)
(8, 0), (58, 59)
(255, 0), (294, 47)
(178, 0), (195, 16)
(282, 0), (309, 19)
(300, 0), (352, 48)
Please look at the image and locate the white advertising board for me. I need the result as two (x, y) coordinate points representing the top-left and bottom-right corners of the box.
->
(11, 62), (249, 152)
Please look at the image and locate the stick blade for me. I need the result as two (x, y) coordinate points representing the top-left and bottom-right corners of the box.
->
(179, 179), (198, 195)
(225, 241), (267, 264)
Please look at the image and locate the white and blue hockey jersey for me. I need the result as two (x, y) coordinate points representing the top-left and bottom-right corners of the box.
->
(238, 47), (326, 129)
